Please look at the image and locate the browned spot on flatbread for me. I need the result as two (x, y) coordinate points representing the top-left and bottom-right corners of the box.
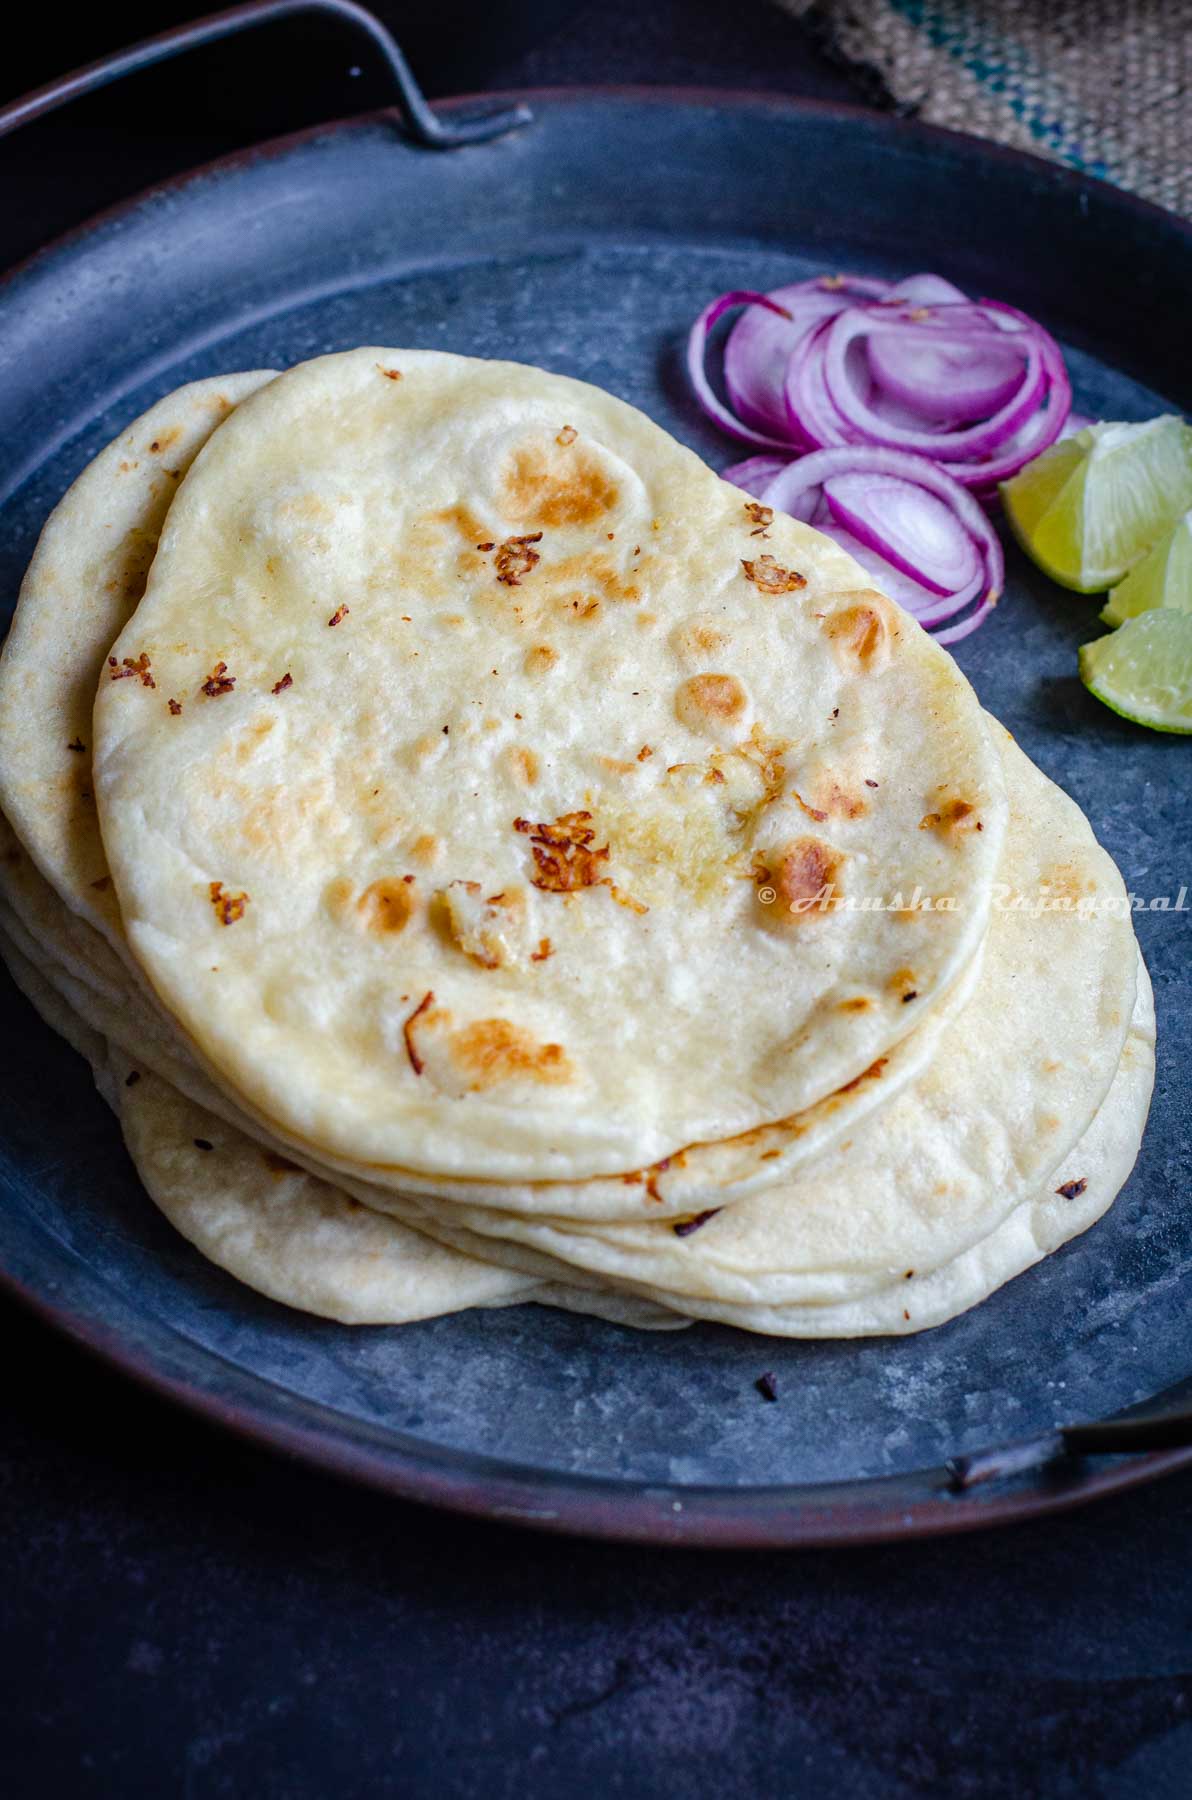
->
(147, 426), (181, 453)
(837, 1056), (889, 1095)
(515, 810), (610, 893)
(506, 746), (540, 787)
(888, 966), (918, 1001)
(356, 877), (416, 934)
(822, 592), (896, 673)
(200, 661), (235, 697)
(209, 881), (249, 925)
(827, 783), (867, 821)
(837, 995), (871, 1013)
(234, 715), (277, 761)
(919, 796), (983, 838)
(670, 620), (732, 665)
(109, 652), (156, 688)
(796, 777), (867, 822)
(733, 724), (789, 808)
(494, 534), (542, 586)
(435, 504), (492, 543)
(1044, 862), (1097, 903)
(772, 836), (843, 916)
(545, 551), (641, 609)
(675, 673), (750, 735)
(603, 881), (649, 916)
(449, 1018), (574, 1090)
(793, 791), (828, 824)
(403, 990), (435, 1075)
(524, 644), (557, 675)
(742, 554), (805, 595)
(409, 833), (441, 866)
(501, 442), (618, 528)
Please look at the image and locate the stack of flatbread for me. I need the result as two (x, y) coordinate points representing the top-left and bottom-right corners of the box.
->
(0, 352), (1154, 1337)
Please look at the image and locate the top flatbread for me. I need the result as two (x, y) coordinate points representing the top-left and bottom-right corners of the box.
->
(92, 348), (1006, 1182)
(0, 372), (979, 1216)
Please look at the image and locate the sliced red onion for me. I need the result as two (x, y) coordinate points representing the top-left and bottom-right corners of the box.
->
(821, 472), (982, 597)
(783, 300), (1069, 488)
(760, 446), (1003, 642)
(782, 314), (859, 450)
(721, 454), (793, 497)
(866, 330), (1026, 424)
(933, 594), (999, 645)
(964, 405), (1073, 503)
(723, 275), (888, 439)
(689, 269), (1074, 508)
(933, 307), (1072, 487)
(815, 523), (978, 624)
(686, 290), (800, 450)
(821, 305), (1047, 459)
(885, 272), (969, 306)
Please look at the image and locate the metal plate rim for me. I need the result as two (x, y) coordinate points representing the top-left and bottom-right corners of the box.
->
(2, 84), (1187, 313)
(1, 85), (1189, 1546)
(5, 1256), (1190, 1548)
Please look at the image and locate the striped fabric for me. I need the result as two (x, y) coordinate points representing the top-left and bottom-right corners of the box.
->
(777, 0), (1191, 215)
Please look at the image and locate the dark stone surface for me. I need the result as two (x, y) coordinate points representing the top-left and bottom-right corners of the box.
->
(0, 2), (1189, 1792)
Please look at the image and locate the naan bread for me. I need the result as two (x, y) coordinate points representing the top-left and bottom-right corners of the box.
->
(0, 928), (683, 1330)
(93, 349), (1006, 1181)
(1, 719), (1143, 1322)
(0, 805), (981, 1220)
(0, 374), (275, 938)
(634, 970), (1155, 1336)
(336, 733), (1142, 1310)
(0, 359), (1151, 1341)
(0, 908), (1152, 1338)
(0, 372), (990, 1214)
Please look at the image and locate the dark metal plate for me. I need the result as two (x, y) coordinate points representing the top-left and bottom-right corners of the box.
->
(1, 91), (1189, 1545)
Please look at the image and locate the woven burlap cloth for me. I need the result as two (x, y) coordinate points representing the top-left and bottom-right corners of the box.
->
(775, 0), (1191, 216)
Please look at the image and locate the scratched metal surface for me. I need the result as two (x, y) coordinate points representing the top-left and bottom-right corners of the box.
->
(0, 94), (1188, 1541)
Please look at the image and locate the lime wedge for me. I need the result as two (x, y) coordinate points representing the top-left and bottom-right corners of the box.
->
(1079, 611), (1192, 733)
(1002, 416), (1192, 593)
(1101, 509), (1192, 625)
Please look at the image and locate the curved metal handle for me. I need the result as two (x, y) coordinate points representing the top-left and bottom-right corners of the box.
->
(947, 1402), (1192, 1491)
(0, 0), (530, 149)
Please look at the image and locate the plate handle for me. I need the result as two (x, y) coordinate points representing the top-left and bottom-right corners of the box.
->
(947, 1402), (1192, 1491)
(0, 0), (531, 149)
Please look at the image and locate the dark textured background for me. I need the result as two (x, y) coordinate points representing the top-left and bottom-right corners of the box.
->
(2, 2), (1190, 1793)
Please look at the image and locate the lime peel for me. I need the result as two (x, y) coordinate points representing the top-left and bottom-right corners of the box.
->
(1079, 610), (1192, 735)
